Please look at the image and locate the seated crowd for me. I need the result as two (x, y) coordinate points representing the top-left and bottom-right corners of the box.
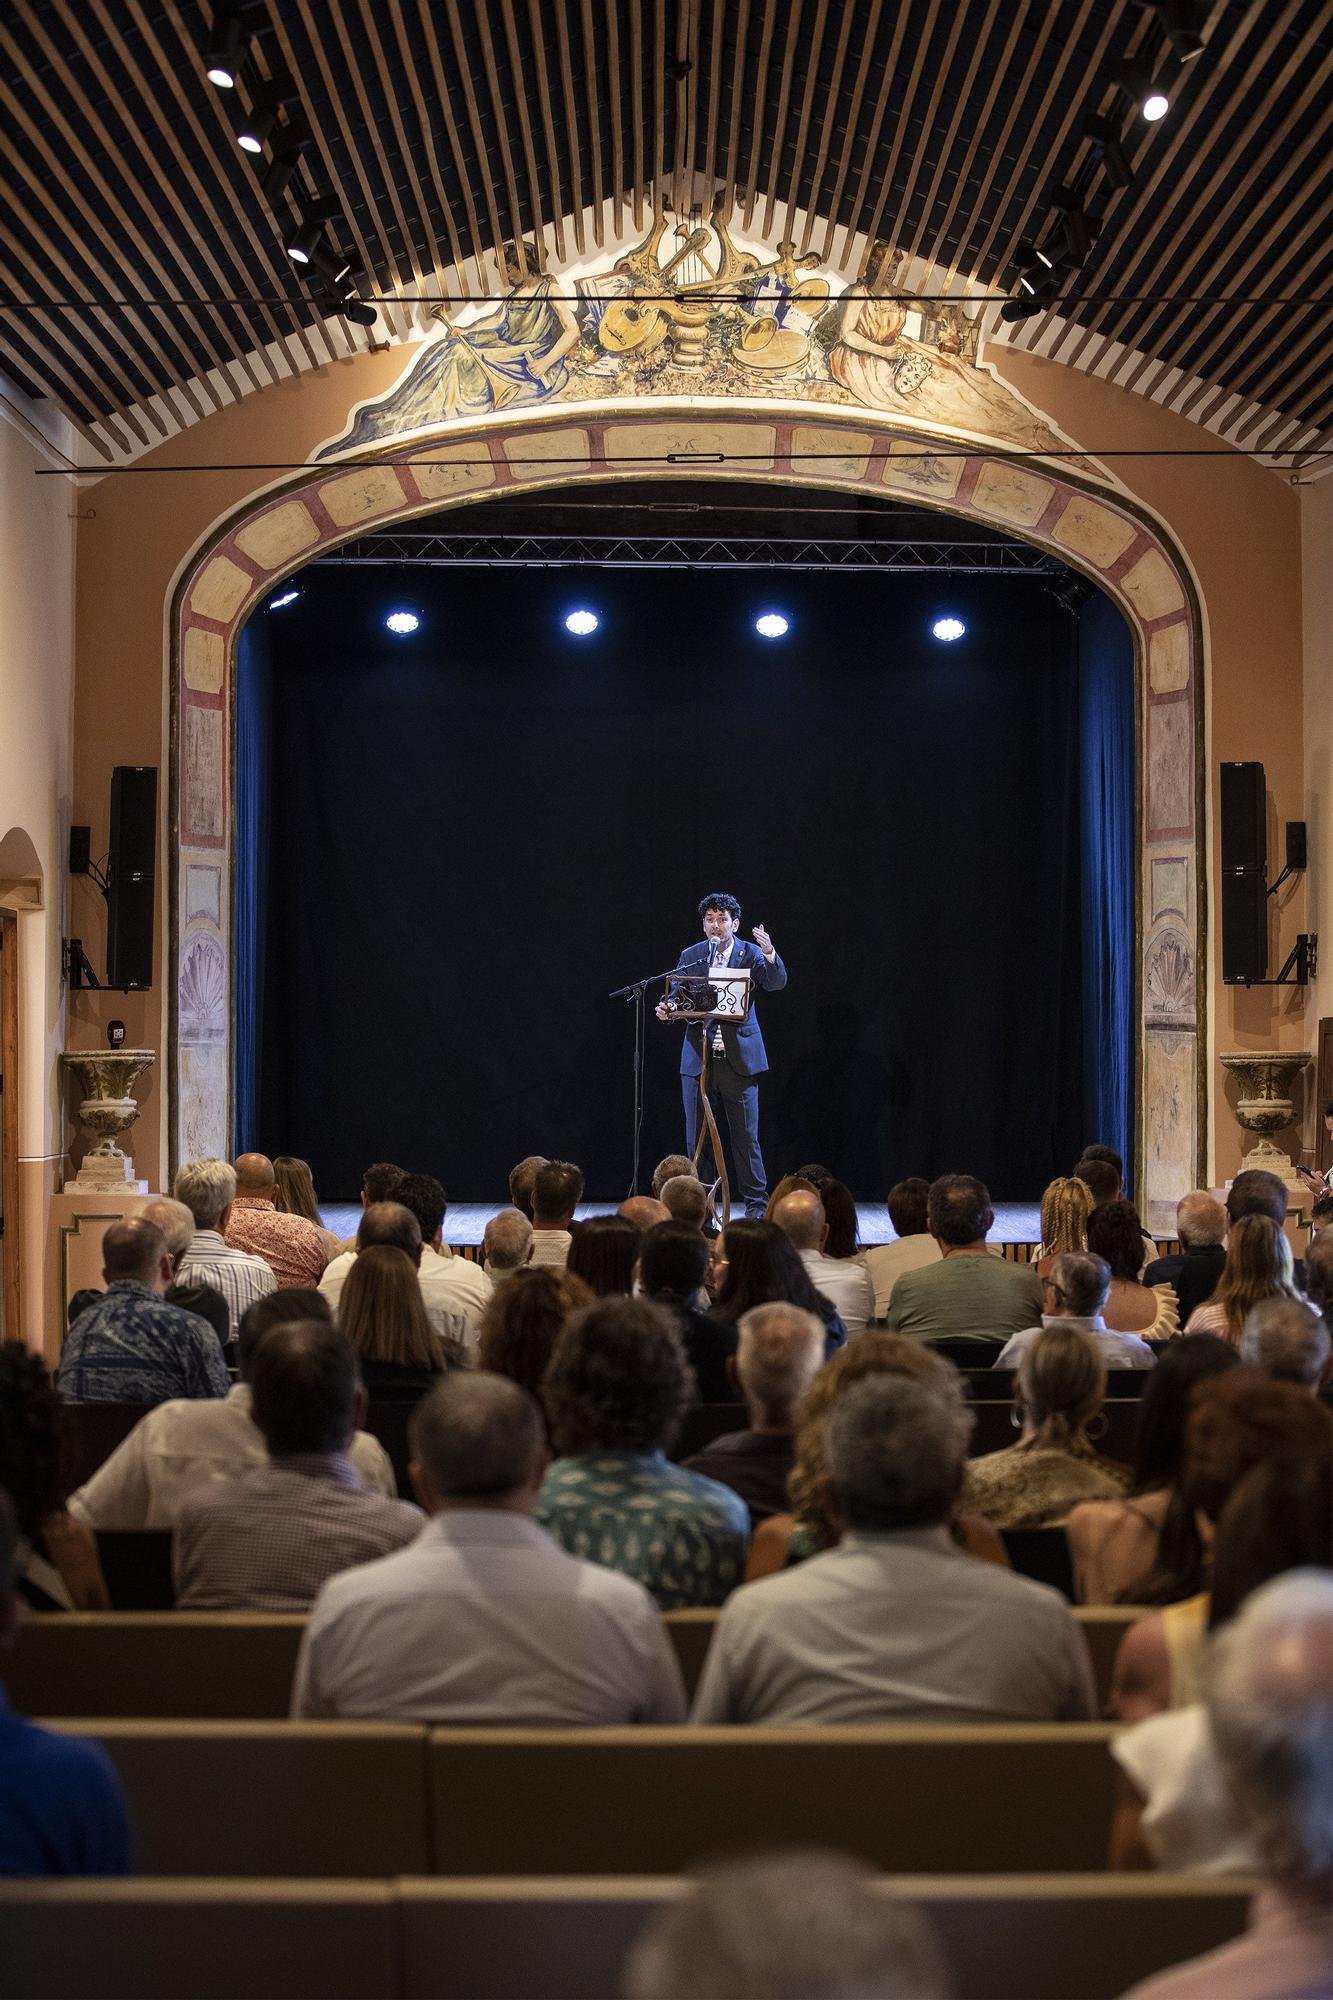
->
(2, 1138), (1330, 1999)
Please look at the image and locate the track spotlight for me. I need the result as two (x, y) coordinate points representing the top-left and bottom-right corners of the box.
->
(1151, 0), (1205, 61)
(1000, 294), (1049, 324)
(261, 131), (309, 202)
(1053, 189), (1098, 261)
(309, 241), (356, 284)
(1083, 116), (1133, 190)
(338, 298), (379, 327)
(285, 196), (340, 264)
(1117, 63), (1170, 121)
(205, 10), (244, 88)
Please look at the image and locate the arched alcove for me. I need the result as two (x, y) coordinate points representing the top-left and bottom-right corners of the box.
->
(171, 404), (1205, 1225)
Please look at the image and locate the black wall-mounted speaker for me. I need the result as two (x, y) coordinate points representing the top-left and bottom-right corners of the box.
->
(1220, 761), (1267, 984)
(106, 766), (157, 990)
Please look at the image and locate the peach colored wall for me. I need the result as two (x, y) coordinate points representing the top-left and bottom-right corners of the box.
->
(68, 342), (1307, 1189)
(1300, 476), (1332, 1157)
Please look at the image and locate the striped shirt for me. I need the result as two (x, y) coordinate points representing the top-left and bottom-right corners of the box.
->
(173, 1452), (423, 1611)
(224, 1195), (330, 1289)
(175, 1230), (276, 1337)
(58, 1281), (230, 1406)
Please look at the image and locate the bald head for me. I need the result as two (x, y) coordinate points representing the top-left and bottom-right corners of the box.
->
(102, 1217), (171, 1290)
(1177, 1191), (1227, 1249)
(773, 1189), (826, 1252)
(141, 1196), (195, 1260)
(234, 1153), (276, 1195)
(737, 1304), (825, 1430)
(410, 1372), (545, 1509)
(620, 1195), (671, 1231)
(357, 1200), (423, 1266)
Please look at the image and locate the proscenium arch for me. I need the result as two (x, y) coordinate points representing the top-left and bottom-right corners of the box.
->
(171, 403), (1207, 1227)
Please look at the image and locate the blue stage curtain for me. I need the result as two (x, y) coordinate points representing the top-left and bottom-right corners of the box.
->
(1077, 590), (1135, 1173)
(232, 616), (272, 1154)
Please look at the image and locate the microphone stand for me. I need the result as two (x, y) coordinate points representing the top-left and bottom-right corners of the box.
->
(608, 966), (681, 1198)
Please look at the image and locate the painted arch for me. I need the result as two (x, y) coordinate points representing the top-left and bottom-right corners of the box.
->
(171, 403), (1206, 1228)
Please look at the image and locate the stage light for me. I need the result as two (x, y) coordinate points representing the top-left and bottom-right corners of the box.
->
(1151, 0), (1205, 61)
(1000, 294), (1048, 323)
(1053, 189), (1098, 260)
(754, 611), (789, 638)
(1083, 116), (1133, 190)
(1142, 90), (1169, 121)
(338, 298), (379, 327)
(205, 12), (243, 87)
(385, 610), (420, 635)
(932, 616), (966, 642)
(1118, 64), (1170, 121)
(261, 135), (308, 202)
(284, 196), (340, 264)
(267, 588), (300, 610)
(564, 608), (599, 635)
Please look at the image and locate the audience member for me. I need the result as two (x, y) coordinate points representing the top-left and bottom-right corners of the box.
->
(1307, 1229), (1333, 1321)
(58, 1218), (230, 1406)
(1108, 1371), (1332, 1720)
(763, 1173), (820, 1219)
(508, 1153), (549, 1221)
(1118, 1572), (1333, 2000)
(1240, 1296), (1331, 1389)
(693, 1375), (1093, 1724)
(393, 1171), (492, 1340)
(624, 1851), (949, 2000)
(1032, 1174), (1096, 1279)
(746, 1332), (1007, 1579)
(1184, 1214), (1301, 1346)
(1073, 1153), (1122, 1207)
(861, 1176), (941, 1323)
(1310, 1192), (1333, 1234)
(336, 1243), (462, 1396)
(708, 1218), (848, 1350)
(0, 1348), (107, 1610)
(172, 1158), (277, 1336)
(337, 1160), (406, 1247)
(773, 1188), (875, 1335)
(1143, 1193), (1228, 1318)
(965, 1324), (1127, 1529)
(1087, 1200), (1179, 1338)
(0, 1490), (132, 1876)
(319, 1200), (471, 1351)
(174, 1318), (422, 1610)
(1080, 1143), (1125, 1176)
(482, 1205), (533, 1279)
(142, 1193), (232, 1350)
(660, 1173), (709, 1228)
(292, 1373), (685, 1724)
(528, 1159), (583, 1266)
(820, 1178), (860, 1257)
(795, 1162), (836, 1190)
(993, 1251), (1155, 1371)
(272, 1155), (339, 1259)
(225, 1152), (330, 1287)
(567, 1214), (641, 1297)
(639, 1221), (740, 1402)
(70, 1290), (395, 1528)
(478, 1266), (592, 1427)
(1223, 1168), (1306, 1291)
(886, 1175), (1043, 1344)
(537, 1297), (749, 1608)
(650, 1153), (696, 1199)
(619, 1194), (670, 1231)
(682, 1304), (825, 1524)
(1066, 1333), (1240, 1605)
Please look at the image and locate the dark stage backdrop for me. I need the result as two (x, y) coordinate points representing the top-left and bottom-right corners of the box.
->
(240, 563), (1132, 1200)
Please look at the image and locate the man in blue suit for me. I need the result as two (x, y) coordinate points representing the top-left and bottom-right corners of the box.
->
(657, 892), (787, 1218)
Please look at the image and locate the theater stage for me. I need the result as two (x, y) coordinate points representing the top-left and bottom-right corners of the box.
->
(321, 1200), (1045, 1250)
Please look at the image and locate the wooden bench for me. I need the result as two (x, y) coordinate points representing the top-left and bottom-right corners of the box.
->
(0, 1875), (1256, 2000)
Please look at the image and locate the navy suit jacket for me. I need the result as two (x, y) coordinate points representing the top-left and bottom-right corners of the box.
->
(672, 938), (788, 1078)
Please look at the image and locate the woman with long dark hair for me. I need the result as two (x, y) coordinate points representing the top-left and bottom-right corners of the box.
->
(707, 1219), (847, 1349)
(566, 1215), (640, 1298)
(0, 1345), (108, 1609)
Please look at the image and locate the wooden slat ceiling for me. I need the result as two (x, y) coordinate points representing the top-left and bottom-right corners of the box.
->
(2, 0), (1328, 466)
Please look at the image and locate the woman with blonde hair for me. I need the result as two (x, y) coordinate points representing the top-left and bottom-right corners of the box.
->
(337, 1243), (462, 1395)
(745, 1332), (1007, 1578)
(1183, 1214), (1301, 1347)
(964, 1323), (1127, 1530)
(1034, 1176), (1096, 1279)
(273, 1155), (339, 1259)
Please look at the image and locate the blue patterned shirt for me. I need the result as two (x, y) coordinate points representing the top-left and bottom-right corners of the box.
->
(535, 1450), (749, 1610)
(58, 1280), (230, 1406)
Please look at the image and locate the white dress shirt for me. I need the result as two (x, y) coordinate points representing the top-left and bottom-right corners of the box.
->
(291, 1509), (687, 1725)
(861, 1234), (942, 1322)
(68, 1383), (396, 1528)
(526, 1229), (572, 1268)
(319, 1248), (474, 1350)
(798, 1247), (876, 1334)
(690, 1526), (1094, 1726)
(992, 1313), (1157, 1371)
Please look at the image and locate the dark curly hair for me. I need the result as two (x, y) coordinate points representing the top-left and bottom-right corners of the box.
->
(478, 1267), (593, 1419)
(543, 1297), (694, 1455)
(1086, 1198), (1147, 1281)
(0, 1343), (67, 1541)
(697, 892), (740, 923)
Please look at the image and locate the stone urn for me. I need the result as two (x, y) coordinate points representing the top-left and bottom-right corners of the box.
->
(61, 1050), (156, 1192)
(1219, 1050), (1313, 1184)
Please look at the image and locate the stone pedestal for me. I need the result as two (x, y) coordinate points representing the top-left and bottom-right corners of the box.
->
(1219, 1050), (1313, 1184)
(60, 1050), (156, 1193)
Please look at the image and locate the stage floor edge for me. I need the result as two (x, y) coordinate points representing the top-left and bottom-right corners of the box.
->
(321, 1199), (1044, 1249)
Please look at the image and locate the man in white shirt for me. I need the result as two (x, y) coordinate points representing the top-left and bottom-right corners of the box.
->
(691, 1375), (1093, 1726)
(393, 1173), (491, 1340)
(527, 1160), (584, 1268)
(772, 1189), (875, 1335)
(862, 1177), (942, 1323)
(69, 1290), (395, 1527)
(292, 1371), (687, 1725)
(172, 1158), (276, 1337)
(319, 1201), (471, 1351)
(992, 1251), (1156, 1371)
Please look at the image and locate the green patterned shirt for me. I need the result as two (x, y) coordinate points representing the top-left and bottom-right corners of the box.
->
(536, 1451), (749, 1610)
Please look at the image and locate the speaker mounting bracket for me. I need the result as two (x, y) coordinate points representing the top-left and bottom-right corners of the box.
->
(1228, 933), (1315, 988)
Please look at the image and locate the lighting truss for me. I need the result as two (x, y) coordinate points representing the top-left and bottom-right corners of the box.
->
(313, 533), (1066, 575)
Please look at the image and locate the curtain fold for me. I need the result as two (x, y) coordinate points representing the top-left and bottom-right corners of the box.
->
(232, 616), (272, 1155)
(1078, 591), (1136, 1173)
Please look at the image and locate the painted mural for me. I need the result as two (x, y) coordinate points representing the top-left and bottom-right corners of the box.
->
(318, 212), (1078, 461)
